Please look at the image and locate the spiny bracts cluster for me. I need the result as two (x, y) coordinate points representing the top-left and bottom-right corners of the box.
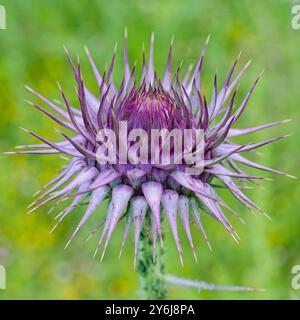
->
(8, 32), (292, 266)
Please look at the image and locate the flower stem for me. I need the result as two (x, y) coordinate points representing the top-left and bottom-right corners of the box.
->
(136, 225), (167, 300)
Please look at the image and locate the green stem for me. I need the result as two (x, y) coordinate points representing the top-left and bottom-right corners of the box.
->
(136, 225), (167, 300)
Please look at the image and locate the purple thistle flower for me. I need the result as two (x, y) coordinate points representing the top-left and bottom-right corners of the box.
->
(7, 31), (293, 266)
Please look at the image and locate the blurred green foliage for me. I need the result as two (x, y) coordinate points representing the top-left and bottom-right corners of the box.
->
(0, 0), (299, 299)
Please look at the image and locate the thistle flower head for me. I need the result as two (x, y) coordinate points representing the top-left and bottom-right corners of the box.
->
(10, 32), (292, 265)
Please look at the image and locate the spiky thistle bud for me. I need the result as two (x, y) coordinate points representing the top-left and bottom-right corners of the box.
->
(7, 32), (292, 266)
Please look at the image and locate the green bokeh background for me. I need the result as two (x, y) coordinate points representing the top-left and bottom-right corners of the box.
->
(0, 0), (299, 299)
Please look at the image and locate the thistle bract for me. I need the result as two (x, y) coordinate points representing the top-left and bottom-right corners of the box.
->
(11, 32), (291, 265)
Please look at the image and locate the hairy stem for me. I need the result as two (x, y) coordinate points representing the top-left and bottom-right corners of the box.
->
(136, 224), (167, 300)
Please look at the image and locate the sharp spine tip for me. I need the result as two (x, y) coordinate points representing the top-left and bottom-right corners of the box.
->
(26, 202), (34, 209)
(93, 248), (99, 259)
(170, 35), (174, 46)
(19, 126), (29, 133)
(24, 99), (33, 105)
(26, 208), (35, 215)
(206, 240), (212, 252)
(49, 226), (56, 234)
(282, 118), (292, 123)
(179, 255), (184, 267)
(63, 45), (69, 54)
(150, 32), (155, 42)
(114, 42), (118, 53)
(205, 34), (211, 45)
(86, 234), (93, 242)
(24, 85), (33, 92)
(265, 214), (272, 221)
(84, 45), (89, 54)
(33, 190), (40, 197)
(193, 251), (198, 263)
(100, 251), (105, 263)
(64, 241), (71, 250)
(259, 69), (265, 77)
